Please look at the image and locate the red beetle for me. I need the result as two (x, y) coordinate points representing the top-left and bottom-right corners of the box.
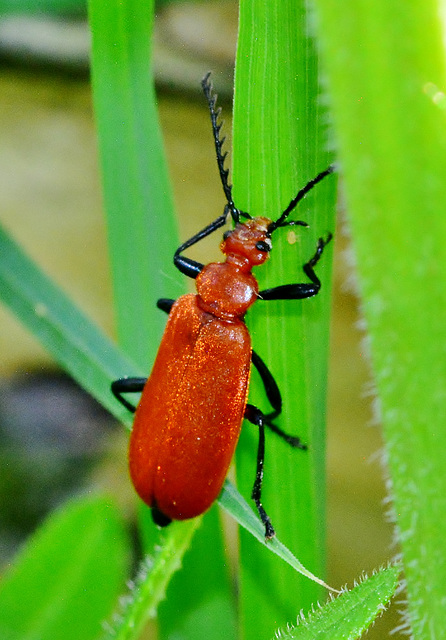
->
(112, 73), (334, 538)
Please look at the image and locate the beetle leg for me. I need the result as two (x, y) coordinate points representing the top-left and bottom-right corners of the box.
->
(157, 298), (175, 314)
(151, 504), (172, 528)
(251, 349), (282, 415)
(244, 404), (275, 539)
(111, 302), (172, 414)
(263, 418), (307, 450)
(111, 378), (147, 413)
(251, 350), (306, 449)
(258, 233), (333, 301)
(174, 212), (228, 278)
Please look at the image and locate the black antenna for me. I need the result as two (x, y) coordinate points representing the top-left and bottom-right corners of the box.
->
(268, 165), (335, 232)
(201, 73), (242, 223)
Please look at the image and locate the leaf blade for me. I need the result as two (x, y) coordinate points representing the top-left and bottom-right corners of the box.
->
(312, 0), (446, 636)
(282, 566), (400, 640)
(0, 224), (142, 426)
(0, 495), (130, 640)
(88, 0), (179, 365)
(232, 0), (336, 636)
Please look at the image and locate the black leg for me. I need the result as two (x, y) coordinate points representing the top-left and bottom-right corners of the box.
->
(244, 404), (275, 539)
(258, 233), (332, 301)
(157, 298), (175, 314)
(244, 401), (306, 539)
(251, 349), (282, 416)
(251, 350), (306, 449)
(245, 352), (308, 539)
(173, 211), (228, 279)
(151, 504), (172, 528)
(111, 301), (172, 413)
(111, 378), (147, 413)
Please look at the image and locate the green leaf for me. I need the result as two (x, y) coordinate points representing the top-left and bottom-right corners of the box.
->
(281, 566), (400, 640)
(312, 0), (446, 637)
(219, 481), (338, 593)
(88, 3), (234, 640)
(0, 223), (142, 428)
(232, 0), (336, 636)
(88, 0), (179, 366)
(103, 480), (338, 640)
(0, 495), (130, 640)
(157, 506), (237, 640)
(0, 0), (85, 14)
(101, 519), (200, 640)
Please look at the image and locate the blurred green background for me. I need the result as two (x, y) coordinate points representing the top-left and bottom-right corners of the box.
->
(0, 1), (397, 636)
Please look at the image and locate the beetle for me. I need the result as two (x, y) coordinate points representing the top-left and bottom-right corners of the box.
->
(112, 73), (334, 539)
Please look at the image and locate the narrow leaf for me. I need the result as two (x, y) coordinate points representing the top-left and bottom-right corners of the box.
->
(88, 0), (179, 366)
(281, 566), (400, 640)
(219, 481), (338, 593)
(0, 224), (143, 427)
(232, 0), (336, 636)
(88, 3), (235, 639)
(312, 0), (446, 636)
(101, 519), (200, 640)
(0, 495), (130, 640)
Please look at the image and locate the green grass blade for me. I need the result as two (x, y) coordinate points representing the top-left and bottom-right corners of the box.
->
(101, 475), (331, 640)
(281, 566), (400, 640)
(0, 495), (130, 640)
(88, 4), (236, 639)
(312, 1), (446, 637)
(0, 221), (241, 633)
(232, 0), (336, 636)
(0, 224), (142, 426)
(106, 475), (339, 640)
(219, 481), (337, 593)
(157, 506), (237, 640)
(101, 519), (201, 640)
(0, 0), (85, 13)
(88, 0), (179, 366)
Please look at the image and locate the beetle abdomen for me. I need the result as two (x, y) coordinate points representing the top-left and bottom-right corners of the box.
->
(129, 293), (251, 520)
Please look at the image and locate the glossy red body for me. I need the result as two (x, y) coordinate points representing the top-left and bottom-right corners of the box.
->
(129, 217), (272, 520)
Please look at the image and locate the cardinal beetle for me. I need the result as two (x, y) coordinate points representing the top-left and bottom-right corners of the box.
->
(112, 73), (334, 539)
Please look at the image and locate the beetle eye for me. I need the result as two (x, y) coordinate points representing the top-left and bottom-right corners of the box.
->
(255, 240), (271, 252)
(223, 230), (232, 240)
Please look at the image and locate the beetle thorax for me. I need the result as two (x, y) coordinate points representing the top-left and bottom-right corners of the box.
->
(196, 261), (259, 320)
(195, 217), (273, 321)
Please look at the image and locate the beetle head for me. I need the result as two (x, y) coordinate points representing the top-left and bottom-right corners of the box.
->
(221, 217), (273, 267)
